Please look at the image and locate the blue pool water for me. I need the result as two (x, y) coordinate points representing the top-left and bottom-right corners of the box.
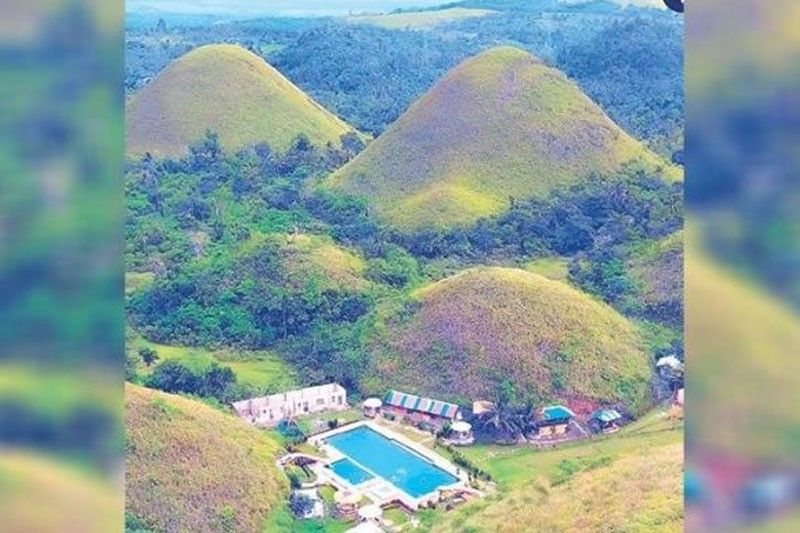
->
(330, 458), (373, 485)
(325, 426), (458, 498)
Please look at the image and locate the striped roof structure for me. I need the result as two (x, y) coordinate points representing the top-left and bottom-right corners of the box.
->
(383, 390), (460, 420)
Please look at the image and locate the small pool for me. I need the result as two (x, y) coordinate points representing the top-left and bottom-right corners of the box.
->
(325, 426), (458, 499)
(330, 458), (373, 485)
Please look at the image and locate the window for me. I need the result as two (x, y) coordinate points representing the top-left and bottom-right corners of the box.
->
(317, 398), (325, 406)
(338, 396), (343, 405)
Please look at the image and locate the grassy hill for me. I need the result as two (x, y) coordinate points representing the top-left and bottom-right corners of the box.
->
(126, 44), (357, 159)
(430, 411), (683, 532)
(0, 451), (122, 533)
(366, 267), (653, 412)
(125, 384), (286, 532)
(326, 46), (678, 231)
(347, 8), (495, 30)
(272, 233), (371, 291)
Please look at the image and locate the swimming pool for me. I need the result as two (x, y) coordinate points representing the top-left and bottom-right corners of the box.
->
(330, 458), (373, 485)
(324, 425), (458, 498)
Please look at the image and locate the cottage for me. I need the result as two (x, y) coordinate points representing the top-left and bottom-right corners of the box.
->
(232, 383), (347, 427)
(537, 405), (575, 437)
(590, 408), (623, 434)
(362, 397), (383, 418)
(383, 390), (461, 427)
(448, 421), (475, 446)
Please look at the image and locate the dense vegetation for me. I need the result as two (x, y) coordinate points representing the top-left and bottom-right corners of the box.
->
(126, 120), (682, 402)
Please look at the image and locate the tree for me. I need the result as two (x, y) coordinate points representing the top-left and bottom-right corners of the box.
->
(289, 492), (315, 518)
(200, 363), (236, 400)
(145, 360), (200, 395)
(138, 347), (159, 367)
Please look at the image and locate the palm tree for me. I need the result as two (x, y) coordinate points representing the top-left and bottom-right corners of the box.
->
(474, 401), (523, 443)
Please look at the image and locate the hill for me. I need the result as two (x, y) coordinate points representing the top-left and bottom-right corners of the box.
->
(326, 46), (678, 231)
(366, 267), (653, 412)
(125, 384), (286, 532)
(126, 44), (356, 159)
(273, 233), (371, 291)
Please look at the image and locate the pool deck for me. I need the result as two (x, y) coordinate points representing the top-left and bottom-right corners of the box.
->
(306, 420), (470, 510)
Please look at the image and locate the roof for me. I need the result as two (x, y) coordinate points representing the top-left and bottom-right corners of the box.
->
(363, 397), (382, 408)
(472, 400), (495, 416)
(591, 409), (622, 423)
(541, 405), (575, 422)
(231, 382), (346, 416)
(657, 355), (683, 369)
(451, 421), (472, 433)
(383, 390), (460, 420)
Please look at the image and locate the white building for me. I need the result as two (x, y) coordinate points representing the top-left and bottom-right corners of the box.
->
(232, 383), (347, 427)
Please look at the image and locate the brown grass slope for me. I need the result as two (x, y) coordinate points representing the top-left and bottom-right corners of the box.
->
(367, 267), (653, 412)
(126, 44), (356, 159)
(432, 441), (683, 532)
(327, 46), (679, 231)
(125, 384), (286, 533)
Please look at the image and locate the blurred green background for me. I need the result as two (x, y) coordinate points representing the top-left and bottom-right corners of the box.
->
(0, 1), (124, 531)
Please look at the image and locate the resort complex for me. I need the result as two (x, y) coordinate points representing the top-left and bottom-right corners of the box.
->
(260, 385), (654, 530)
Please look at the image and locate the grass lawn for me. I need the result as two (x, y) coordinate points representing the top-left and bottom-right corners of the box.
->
(128, 327), (297, 391)
(523, 257), (570, 282)
(456, 408), (682, 490)
(384, 506), (411, 527)
(262, 503), (350, 533)
(295, 408), (364, 435)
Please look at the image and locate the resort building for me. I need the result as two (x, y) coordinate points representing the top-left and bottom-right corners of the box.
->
(232, 383), (347, 427)
(383, 390), (461, 427)
(536, 405), (575, 437)
(590, 408), (623, 434)
(447, 421), (475, 446)
(362, 397), (383, 418)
